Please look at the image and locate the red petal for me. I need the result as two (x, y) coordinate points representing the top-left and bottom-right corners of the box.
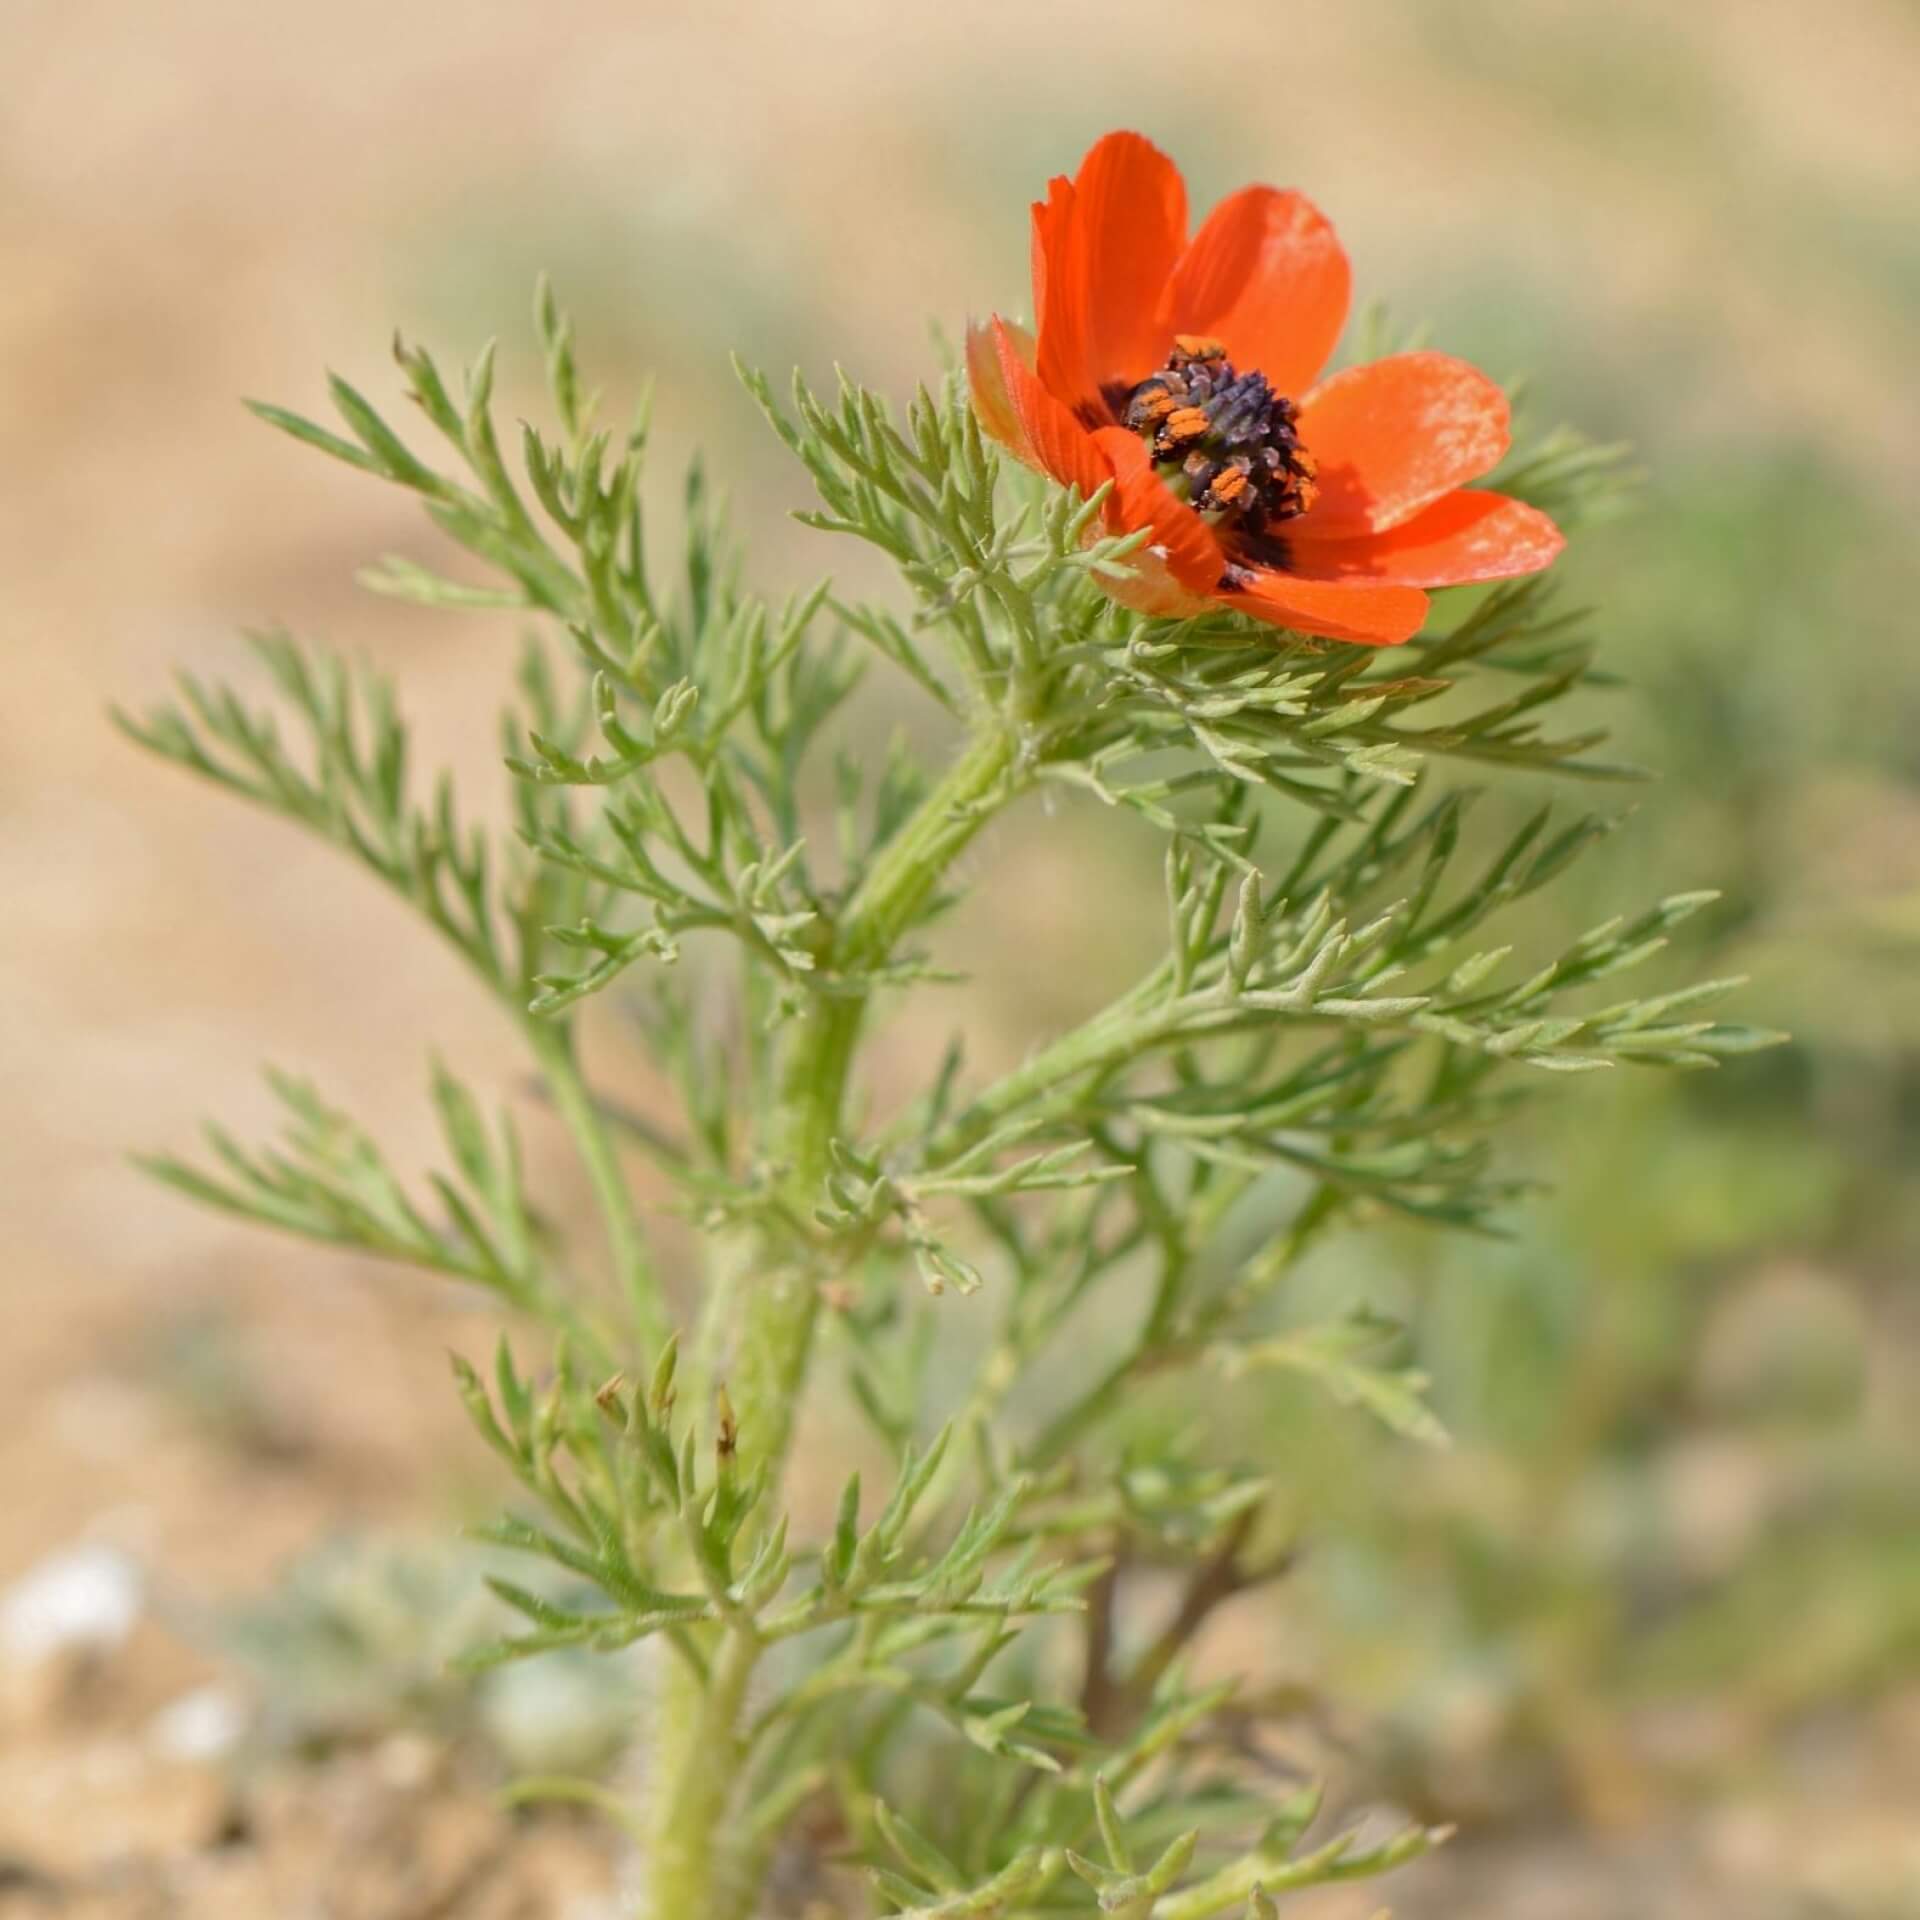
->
(988, 318), (1112, 499)
(1288, 490), (1565, 587)
(1034, 132), (1187, 419)
(1163, 187), (1351, 396)
(1294, 352), (1511, 538)
(1029, 173), (1072, 367)
(967, 317), (1033, 463)
(1219, 568), (1429, 647)
(1091, 426), (1222, 595)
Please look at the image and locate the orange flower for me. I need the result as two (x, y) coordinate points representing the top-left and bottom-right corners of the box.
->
(968, 132), (1564, 646)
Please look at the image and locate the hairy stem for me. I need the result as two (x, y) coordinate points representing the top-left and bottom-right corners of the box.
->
(927, 970), (1175, 1161)
(639, 1627), (762, 1920)
(717, 717), (1022, 1482)
(639, 716), (1022, 1920)
(526, 1018), (671, 1358)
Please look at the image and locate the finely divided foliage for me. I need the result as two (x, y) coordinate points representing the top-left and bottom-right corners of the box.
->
(122, 273), (1778, 1920)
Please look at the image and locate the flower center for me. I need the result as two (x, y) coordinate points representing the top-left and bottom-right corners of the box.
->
(1121, 336), (1318, 532)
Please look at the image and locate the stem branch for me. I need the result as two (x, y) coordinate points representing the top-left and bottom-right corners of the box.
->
(526, 1018), (671, 1358)
(639, 716), (1024, 1920)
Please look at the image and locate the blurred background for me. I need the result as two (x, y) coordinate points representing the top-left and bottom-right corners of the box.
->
(3, 0), (1918, 1913)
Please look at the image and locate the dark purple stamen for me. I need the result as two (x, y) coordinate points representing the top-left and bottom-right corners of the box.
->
(1121, 337), (1319, 534)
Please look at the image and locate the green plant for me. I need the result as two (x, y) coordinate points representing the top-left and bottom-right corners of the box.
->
(121, 263), (1777, 1920)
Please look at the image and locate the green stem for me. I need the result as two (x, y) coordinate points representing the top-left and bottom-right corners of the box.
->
(638, 718), (1023, 1920)
(927, 969), (1174, 1159)
(1027, 1180), (1342, 1472)
(639, 1627), (762, 1920)
(711, 718), (1022, 1482)
(526, 1019), (671, 1359)
(495, 1776), (651, 1849)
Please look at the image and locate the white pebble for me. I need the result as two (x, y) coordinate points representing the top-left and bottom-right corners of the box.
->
(0, 1544), (143, 1665)
(148, 1684), (249, 1762)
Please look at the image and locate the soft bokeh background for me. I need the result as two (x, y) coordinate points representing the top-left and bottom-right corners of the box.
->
(4, 0), (1918, 1912)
